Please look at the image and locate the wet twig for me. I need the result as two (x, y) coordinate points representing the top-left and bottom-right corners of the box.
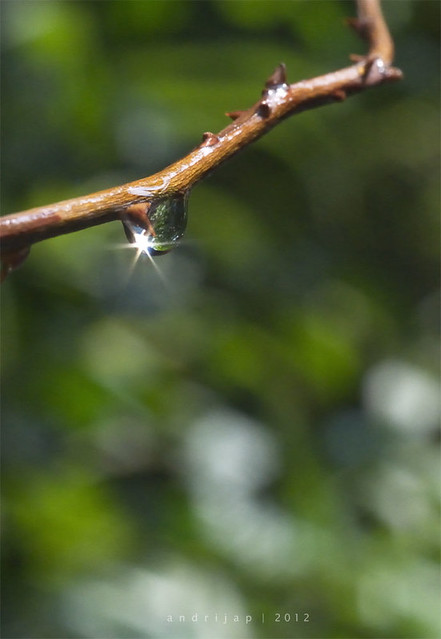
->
(0, 0), (402, 279)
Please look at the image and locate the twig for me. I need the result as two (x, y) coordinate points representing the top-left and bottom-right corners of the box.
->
(0, 0), (402, 279)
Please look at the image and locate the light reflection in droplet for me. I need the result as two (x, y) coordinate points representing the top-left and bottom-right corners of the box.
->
(123, 192), (189, 257)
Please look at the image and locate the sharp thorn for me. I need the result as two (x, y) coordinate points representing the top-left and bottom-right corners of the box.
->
(225, 110), (245, 121)
(265, 63), (287, 89)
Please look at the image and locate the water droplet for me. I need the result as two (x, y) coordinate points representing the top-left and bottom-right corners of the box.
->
(123, 192), (188, 256)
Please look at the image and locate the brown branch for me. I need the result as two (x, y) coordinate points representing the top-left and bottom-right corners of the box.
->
(355, 0), (395, 63)
(0, 0), (402, 278)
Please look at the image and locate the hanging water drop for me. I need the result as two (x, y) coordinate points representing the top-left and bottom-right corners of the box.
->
(122, 192), (188, 256)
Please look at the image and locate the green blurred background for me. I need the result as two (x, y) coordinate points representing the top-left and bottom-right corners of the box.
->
(1, 1), (439, 638)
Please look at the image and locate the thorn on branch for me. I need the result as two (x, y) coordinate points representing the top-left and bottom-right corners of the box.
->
(122, 203), (157, 251)
(265, 63), (287, 89)
(350, 53), (366, 63)
(333, 89), (347, 102)
(346, 16), (371, 40)
(225, 110), (246, 121)
(1, 246), (30, 281)
(122, 203), (153, 234)
(201, 132), (220, 146)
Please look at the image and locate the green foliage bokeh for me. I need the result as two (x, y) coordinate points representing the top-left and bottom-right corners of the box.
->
(1, 1), (439, 638)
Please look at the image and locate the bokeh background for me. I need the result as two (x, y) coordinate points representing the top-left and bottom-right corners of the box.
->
(1, 1), (439, 638)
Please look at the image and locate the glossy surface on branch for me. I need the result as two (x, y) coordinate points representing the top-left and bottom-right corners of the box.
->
(0, 0), (402, 263)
